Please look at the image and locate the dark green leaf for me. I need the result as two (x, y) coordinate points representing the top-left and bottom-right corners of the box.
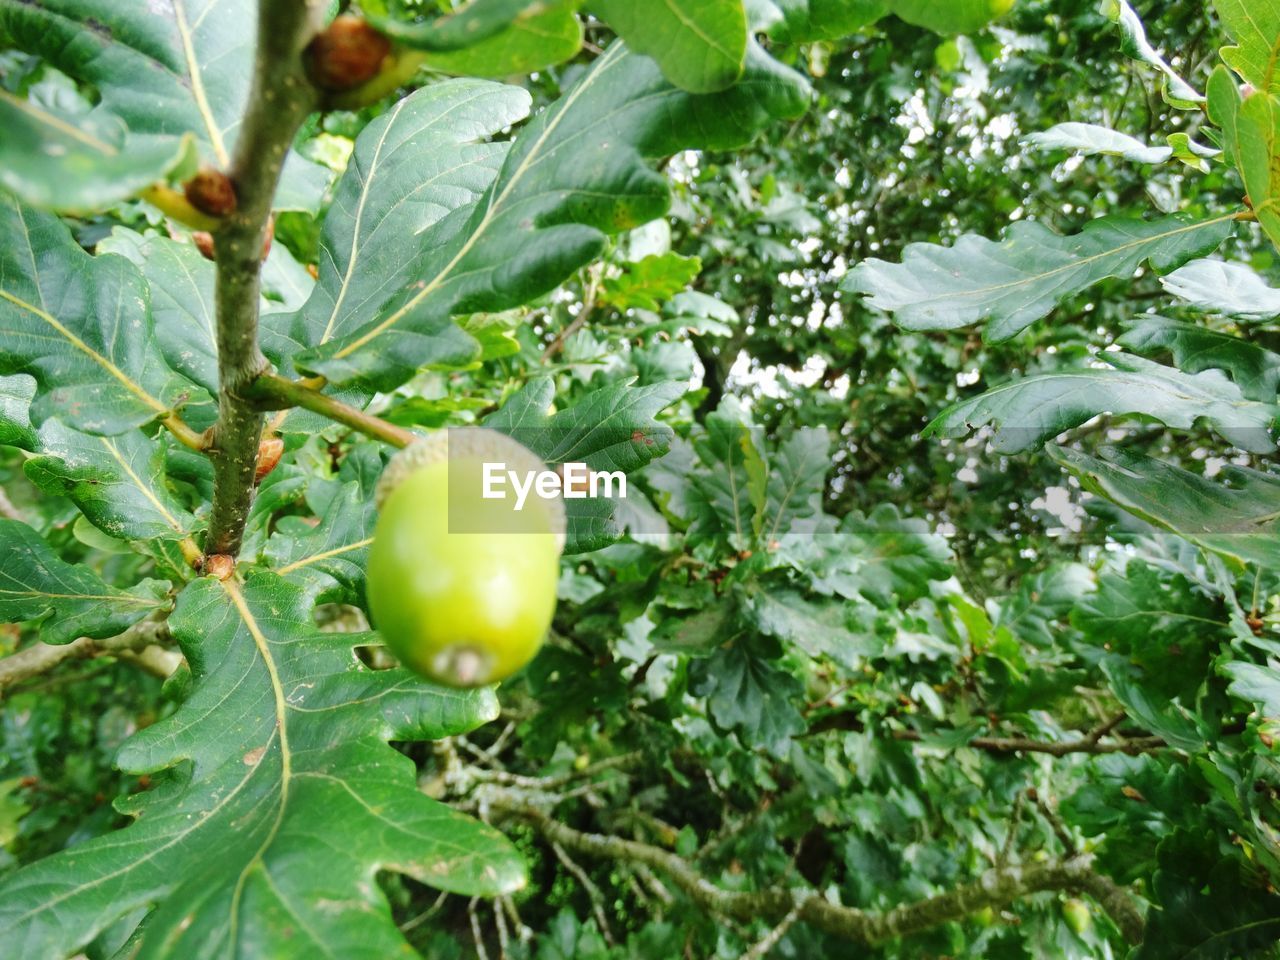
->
(0, 572), (523, 957)
(591, 0), (747, 93)
(1119, 316), (1280, 402)
(295, 43), (808, 390)
(1050, 445), (1280, 568)
(25, 419), (197, 542)
(0, 518), (169, 644)
(0, 198), (194, 435)
(0, 89), (194, 214)
(926, 353), (1278, 453)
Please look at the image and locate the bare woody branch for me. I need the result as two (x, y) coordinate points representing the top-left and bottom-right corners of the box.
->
(493, 799), (1145, 947)
(0, 620), (176, 697)
(808, 713), (1167, 756)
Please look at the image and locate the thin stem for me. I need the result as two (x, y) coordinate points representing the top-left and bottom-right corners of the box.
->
(542, 267), (602, 361)
(248, 372), (416, 448)
(204, 0), (321, 558)
(161, 413), (210, 452)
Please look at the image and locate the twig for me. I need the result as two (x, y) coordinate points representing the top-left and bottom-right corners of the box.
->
(998, 790), (1026, 867)
(205, 0), (321, 557)
(1029, 789), (1077, 857)
(542, 268), (602, 361)
(500, 896), (534, 943)
(493, 894), (511, 959)
(468, 897), (491, 960)
(551, 841), (616, 945)
(0, 620), (173, 697)
(399, 890), (448, 933)
(248, 372), (416, 449)
(492, 800), (1145, 946)
(742, 897), (808, 960)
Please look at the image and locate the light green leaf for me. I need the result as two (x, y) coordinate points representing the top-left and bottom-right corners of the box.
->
(926, 354), (1278, 453)
(1103, 0), (1203, 106)
(600, 253), (703, 312)
(265, 80), (530, 374)
(0, 572), (523, 958)
(1210, 70), (1280, 254)
(0, 89), (195, 214)
(0, 779), (29, 848)
(1223, 661), (1280, 715)
(418, 1), (584, 77)
(1119, 316), (1280, 402)
(663, 290), (739, 336)
(755, 0), (887, 43)
(0, 197), (194, 435)
(0, 518), (169, 644)
(692, 398), (768, 549)
(1213, 0), (1280, 93)
(24, 419), (198, 542)
(590, 0), (747, 93)
(809, 504), (953, 608)
(1024, 122), (1173, 164)
(1050, 445), (1280, 568)
(366, 0), (549, 50)
(888, 0), (1013, 36)
(1101, 656), (1203, 751)
(844, 212), (1236, 341)
(1161, 258), (1280, 319)
(294, 42), (808, 390)
(762, 426), (830, 541)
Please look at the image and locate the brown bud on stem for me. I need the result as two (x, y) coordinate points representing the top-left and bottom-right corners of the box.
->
(184, 167), (238, 218)
(193, 218), (272, 263)
(255, 436), (285, 484)
(202, 554), (236, 581)
(305, 15), (391, 92)
(192, 231), (216, 261)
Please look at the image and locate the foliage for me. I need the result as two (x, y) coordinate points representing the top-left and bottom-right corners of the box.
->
(1, 1), (1279, 959)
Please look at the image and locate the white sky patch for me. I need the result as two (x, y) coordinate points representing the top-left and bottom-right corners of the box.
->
(1031, 486), (1086, 534)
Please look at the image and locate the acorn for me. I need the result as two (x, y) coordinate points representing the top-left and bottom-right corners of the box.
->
(367, 429), (565, 687)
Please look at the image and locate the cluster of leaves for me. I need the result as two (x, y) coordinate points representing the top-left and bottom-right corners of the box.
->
(0, 1), (1278, 959)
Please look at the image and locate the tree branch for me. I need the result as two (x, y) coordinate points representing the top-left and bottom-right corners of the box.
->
(493, 801), (1144, 946)
(542, 267), (601, 361)
(205, 0), (322, 558)
(0, 619), (174, 697)
(248, 372), (416, 449)
(807, 713), (1166, 755)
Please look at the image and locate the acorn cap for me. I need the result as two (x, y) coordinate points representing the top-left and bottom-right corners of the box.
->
(377, 428), (566, 553)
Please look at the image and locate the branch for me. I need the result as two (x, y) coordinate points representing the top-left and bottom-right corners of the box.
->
(0, 620), (174, 697)
(204, 1), (321, 558)
(493, 801), (1145, 946)
(248, 372), (416, 449)
(542, 268), (601, 361)
(807, 714), (1166, 756)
